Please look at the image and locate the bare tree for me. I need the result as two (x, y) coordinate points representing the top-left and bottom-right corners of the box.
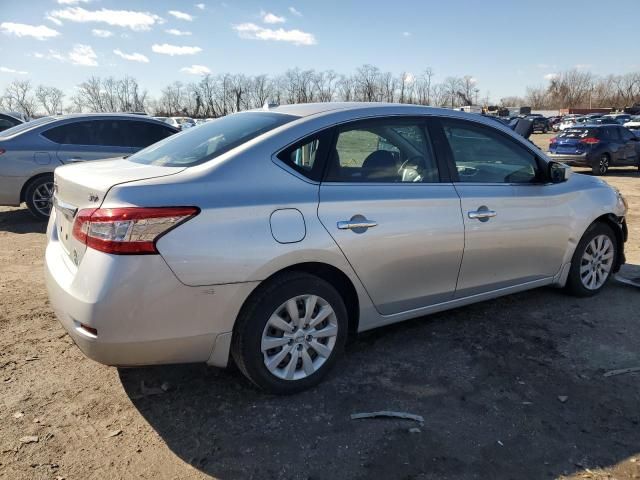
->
(35, 85), (65, 115)
(3, 80), (37, 118)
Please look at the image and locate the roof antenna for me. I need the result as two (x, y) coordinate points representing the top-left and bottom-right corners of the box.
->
(263, 100), (279, 110)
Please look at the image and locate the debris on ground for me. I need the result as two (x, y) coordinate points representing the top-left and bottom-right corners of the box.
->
(19, 436), (39, 444)
(603, 366), (640, 377)
(408, 427), (421, 434)
(351, 411), (424, 424)
(558, 396), (569, 403)
(12, 412), (24, 419)
(106, 429), (122, 438)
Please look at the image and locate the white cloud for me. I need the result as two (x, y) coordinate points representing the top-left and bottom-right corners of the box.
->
(0, 66), (28, 75)
(165, 28), (192, 36)
(91, 28), (112, 37)
(288, 6), (302, 16)
(168, 10), (194, 21)
(575, 64), (592, 70)
(233, 23), (316, 46)
(68, 44), (98, 66)
(195, 3), (205, 10)
(57, 0), (91, 4)
(544, 73), (560, 81)
(402, 31), (411, 37)
(181, 64), (210, 75)
(49, 7), (164, 31)
(152, 43), (202, 56)
(113, 49), (149, 63)
(0, 22), (60, 40)
(262, 12), (286, 24)
(46, 15), (63, 26)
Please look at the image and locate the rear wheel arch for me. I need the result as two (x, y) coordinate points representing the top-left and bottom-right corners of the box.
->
(233, 262), (360, 343)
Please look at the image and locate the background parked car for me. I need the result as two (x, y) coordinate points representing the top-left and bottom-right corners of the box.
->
(602, 113), (632, 125)
(0, 112), (24, 133)
(623, 116), (640, 137)
(525, 115), (550, 133)
(0, 114), (179, 219)
(163, 117), (196, 130)
(558, 116), (580, 131)
(548, 124), (639, 174)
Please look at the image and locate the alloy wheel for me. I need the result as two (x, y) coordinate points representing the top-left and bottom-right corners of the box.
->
(32, 181), (54, 217)
(579, 234), (614, 290)
(599, 155), (610, 175)
(261, 294), (338, 381)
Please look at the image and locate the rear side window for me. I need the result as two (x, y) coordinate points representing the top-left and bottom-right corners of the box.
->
(325, 119), (440, 183)
(42, 120), (129, 146)
(130, 112), (296, 167)
(125, 121), (176, 148)
(277, 130), (333, 181)
(441, 119), (541, 184)
(42, 121), (94, 145)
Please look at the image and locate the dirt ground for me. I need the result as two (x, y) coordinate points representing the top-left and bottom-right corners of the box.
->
(1, 134), (639, 480)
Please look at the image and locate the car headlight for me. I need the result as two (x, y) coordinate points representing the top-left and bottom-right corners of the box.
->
(614, 188), (628, 212)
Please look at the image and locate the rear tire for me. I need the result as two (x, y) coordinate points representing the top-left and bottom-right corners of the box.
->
(24, 175), (54, 221)
(231, 272), (348, 394)
(565, 223), (617, 297)
(592, 153), (610, 175)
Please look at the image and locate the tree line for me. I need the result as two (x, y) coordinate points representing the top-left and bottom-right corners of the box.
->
(1, 65), (639, 118)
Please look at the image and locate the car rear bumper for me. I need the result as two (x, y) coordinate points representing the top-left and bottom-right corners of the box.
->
(0, 175), (26, 206)
(44, 210), (258, 367)
(547, 152), (591, 166)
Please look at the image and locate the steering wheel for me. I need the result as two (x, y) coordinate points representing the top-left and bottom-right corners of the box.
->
(398, 156), (424, 182)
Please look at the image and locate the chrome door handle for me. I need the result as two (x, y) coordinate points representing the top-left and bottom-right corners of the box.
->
(468, 209), (497, 220)
(337, 219), (377, 230)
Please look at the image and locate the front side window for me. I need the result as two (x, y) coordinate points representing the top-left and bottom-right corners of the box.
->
(130, 112), (296, 167)
(325, 120), (439, 183)
(620, 127), (635, 142)
(441, 119), (541, 184)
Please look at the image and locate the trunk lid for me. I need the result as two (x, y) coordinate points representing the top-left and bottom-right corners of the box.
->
(52, 157), (186, 265)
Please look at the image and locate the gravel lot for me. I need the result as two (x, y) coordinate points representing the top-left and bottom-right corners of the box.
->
(1, 133), (639, 479)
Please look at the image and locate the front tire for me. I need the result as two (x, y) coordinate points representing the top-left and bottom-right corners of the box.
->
(592, 153), (610, 175)
(231, 272), (348, 394)
(565, 223), (617, 297)
(24, 175), (54, 221)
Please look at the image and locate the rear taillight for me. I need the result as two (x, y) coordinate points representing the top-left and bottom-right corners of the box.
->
(72, 207), (199, 254)
(580, 137), (599, 145)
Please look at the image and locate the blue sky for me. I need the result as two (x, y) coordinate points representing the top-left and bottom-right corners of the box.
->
(1, 0), (638, 101)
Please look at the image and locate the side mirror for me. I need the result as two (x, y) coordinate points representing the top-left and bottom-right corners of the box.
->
(549, 161), (572, 183)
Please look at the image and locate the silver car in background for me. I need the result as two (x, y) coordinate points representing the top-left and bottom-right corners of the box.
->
(0, 114), (178, 219)
(45, 103), (628, 394)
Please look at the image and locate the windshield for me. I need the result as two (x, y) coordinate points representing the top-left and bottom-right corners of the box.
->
(129, 111), (297, 167)
(0, 116), (54, 138)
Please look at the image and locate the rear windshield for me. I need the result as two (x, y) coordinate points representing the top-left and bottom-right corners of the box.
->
(129, 112), (297, 167)
(560, 128), (598, 138)
(0, 116), (54, 138)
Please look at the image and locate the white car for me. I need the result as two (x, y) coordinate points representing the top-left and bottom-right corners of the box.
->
(603, 114), (632, 125)
(558, 116), (579, 131)
(623, 117), (640, 136)
(164, 117), (196, 130)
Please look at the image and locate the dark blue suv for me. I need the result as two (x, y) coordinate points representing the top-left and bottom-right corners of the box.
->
(548, 124), (640, 175)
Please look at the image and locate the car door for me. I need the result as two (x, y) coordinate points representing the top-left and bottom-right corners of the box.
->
(43, 120), (133, 164)
(618, 127), (639, 164)
(434, 117), (573, 298)
(317, 117), (464, 315)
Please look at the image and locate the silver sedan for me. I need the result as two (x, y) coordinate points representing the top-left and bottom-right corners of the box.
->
(45, 103), (628, 394)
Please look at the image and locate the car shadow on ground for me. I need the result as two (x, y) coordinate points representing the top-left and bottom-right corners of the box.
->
(0, 207), (46, 234)
(119, 283), (640, 480)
